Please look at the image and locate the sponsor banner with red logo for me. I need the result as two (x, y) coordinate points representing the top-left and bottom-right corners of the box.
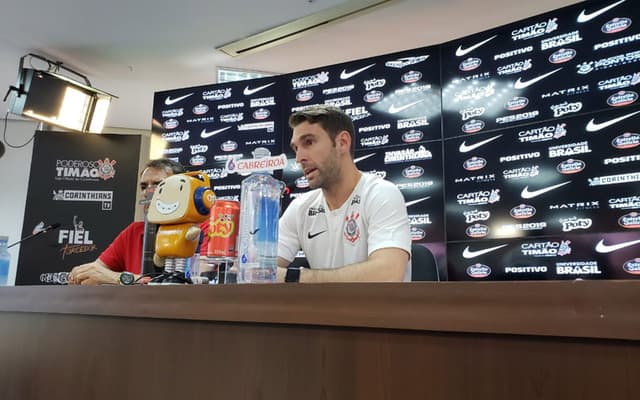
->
(448, 232), (640, 281)
(15, 131), (141, 285)
(151, 0), (640, 281)
(441, 0), (640, 136)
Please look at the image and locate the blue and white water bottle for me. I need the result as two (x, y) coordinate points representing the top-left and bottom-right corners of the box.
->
(0, 236), (11, 286)
(236, 173), (285, 283)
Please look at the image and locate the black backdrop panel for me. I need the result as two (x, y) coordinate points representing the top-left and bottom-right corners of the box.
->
(441, 0), (640, 138)
(447, 231), (640, 281)
(444, 106), (640, 241)
(16, 132), (141, 285)
(282, 46), (442, 148)
(152, 76), (287, 201)
(151, 0), (640, 280)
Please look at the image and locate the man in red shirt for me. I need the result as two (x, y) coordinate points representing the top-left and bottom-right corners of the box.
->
(68, 159), (186, 285)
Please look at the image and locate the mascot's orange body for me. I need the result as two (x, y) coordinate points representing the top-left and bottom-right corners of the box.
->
(147, 171), (215, 265)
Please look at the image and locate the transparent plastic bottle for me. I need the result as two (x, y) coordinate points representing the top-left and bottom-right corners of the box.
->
(236, 173), (285, 284)
(0, 236), (11, 286)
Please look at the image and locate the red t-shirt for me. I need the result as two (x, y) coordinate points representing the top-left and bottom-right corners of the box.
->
(99, 221), (145, 274)
(99, 221), (210, 274)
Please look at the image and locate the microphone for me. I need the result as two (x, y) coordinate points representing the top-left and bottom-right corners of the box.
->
(8, 222), (61, 248)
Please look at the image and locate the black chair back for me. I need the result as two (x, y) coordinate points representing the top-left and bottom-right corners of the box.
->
(411, 244), (439, 281)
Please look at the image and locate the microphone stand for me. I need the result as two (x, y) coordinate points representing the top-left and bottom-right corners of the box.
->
(8, 224), (60, 248)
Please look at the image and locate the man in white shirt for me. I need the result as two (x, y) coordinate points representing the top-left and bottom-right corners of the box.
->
(277, 105), (411, 283)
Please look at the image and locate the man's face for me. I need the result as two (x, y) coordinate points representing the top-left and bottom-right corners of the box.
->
(140, 167), (171, 213)
(290, 121), (342, 190)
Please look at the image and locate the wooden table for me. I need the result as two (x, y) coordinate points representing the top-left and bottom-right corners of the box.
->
(0, 281), (638, 399)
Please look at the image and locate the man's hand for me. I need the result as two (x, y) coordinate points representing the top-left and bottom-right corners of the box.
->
(68, 259), (120, 285)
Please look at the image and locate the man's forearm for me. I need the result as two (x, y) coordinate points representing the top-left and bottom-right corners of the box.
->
(279, 247), (408, 283)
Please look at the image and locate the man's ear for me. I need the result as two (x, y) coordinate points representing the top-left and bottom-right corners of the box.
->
(336, 130), (352, 155)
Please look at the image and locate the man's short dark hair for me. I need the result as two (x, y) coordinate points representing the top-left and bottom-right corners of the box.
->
(143, 159), (185, 176)
(288, 105), (356, 157)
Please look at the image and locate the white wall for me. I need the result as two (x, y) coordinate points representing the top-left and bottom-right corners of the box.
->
(0, 118), (38, 284)
(0, 118), (151, 285)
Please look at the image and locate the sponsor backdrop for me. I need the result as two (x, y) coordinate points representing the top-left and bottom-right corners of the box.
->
(152, 0), (640, 281)
(16, 131), (141, 285)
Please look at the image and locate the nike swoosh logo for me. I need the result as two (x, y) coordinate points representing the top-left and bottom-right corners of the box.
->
(340, 63), (376, 80)
(200, 126), (232, 138)
(595, 238), (640, 253)
(514, 68), (562, 89)
(249, 228), (260, 235)
(462, 244), (508, 259)
(353, 153), (376, 164)
(388, 99), (425, 114)
(586, 110), (640, 132)
(405, 196), (431, 207)
(243, 82), (276, 96)
(577, 0), (626, 23)
(455, 35), (498, 57)
(458, 134), (503, 153)
(307, 230), (326, 239)
(521, 181), (571, 199)
(165, 93), (194, 106)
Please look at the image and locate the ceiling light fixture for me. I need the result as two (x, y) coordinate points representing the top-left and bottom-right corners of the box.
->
(216, 0), (393, 57)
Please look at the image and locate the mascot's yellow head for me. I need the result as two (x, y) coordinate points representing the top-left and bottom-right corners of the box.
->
(147, 171), (215, 224)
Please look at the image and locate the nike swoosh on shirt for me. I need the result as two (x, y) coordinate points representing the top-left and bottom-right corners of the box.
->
(577, 0), (626, 23)
(388, 99), (425, 114)
(340, 63), (376, 80)
(462, 244), (508, 259)
(514, 68), (562, 89)
(521, 181), (571, 199)
(307, 230), (326, 239)
(405, 196), (431, 207)
(249, 228), (260, 235)
(458, 134), (503, 153)
(200, 126), (232, 138)
(595, 238), (640, 253)
(165, 93), (194, 106)
(353, 153), (376, 164)
(243, 82), (276, 96)
(455, 35), (498, 57)
(585, 110), (640, 132)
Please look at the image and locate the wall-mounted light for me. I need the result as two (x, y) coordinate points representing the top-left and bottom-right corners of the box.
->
(3, 53), (117, 133)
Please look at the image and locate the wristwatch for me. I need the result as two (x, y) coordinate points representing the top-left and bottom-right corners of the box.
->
(119, 271), (135, 285)
(285, 267), (301, 283)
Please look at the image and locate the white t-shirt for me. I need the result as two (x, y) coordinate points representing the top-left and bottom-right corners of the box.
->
(278, 172), (412, 280)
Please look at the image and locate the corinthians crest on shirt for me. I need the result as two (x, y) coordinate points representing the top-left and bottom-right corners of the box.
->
(344, 211), (361, 244)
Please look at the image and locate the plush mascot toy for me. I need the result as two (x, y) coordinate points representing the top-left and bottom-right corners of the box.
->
(146, 171), (215, 284)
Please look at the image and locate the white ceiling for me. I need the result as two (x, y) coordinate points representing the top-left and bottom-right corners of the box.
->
(0, 0), (580, 131)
